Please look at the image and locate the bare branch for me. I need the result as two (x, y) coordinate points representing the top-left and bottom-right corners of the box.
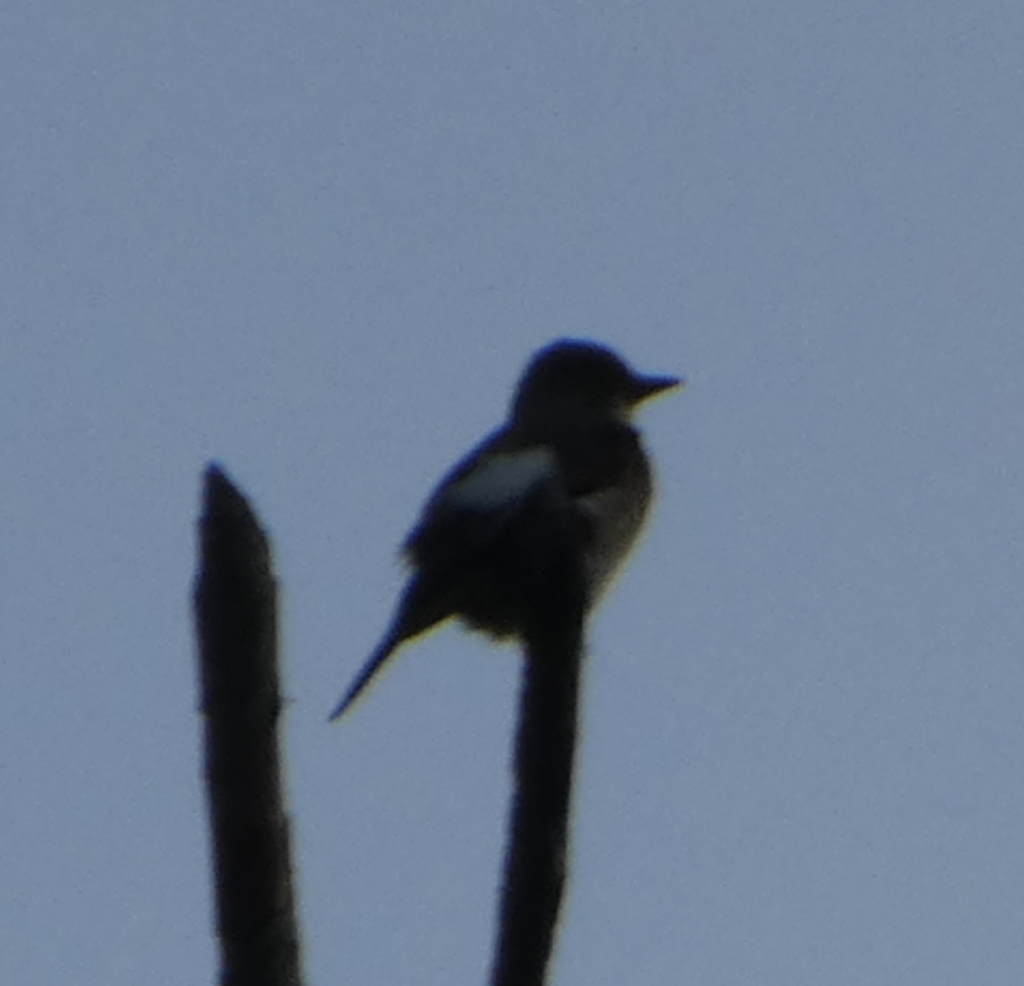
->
(193, 464), (305, 986)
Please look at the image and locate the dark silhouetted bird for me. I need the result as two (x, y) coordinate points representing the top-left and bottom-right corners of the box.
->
(329, 339), (681, 720)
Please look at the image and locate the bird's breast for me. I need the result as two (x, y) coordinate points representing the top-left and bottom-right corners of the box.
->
(577, 462), (653, 599)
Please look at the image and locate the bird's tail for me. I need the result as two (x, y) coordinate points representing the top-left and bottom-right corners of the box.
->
(328, 632), (400, 722)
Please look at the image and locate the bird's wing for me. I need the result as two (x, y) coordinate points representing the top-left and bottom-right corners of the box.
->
(402, 438), (560, 566)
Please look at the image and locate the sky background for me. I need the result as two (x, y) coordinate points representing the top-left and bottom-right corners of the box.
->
(4, 2), (1024, 984)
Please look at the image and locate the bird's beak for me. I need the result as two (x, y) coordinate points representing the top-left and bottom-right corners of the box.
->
(632, 373), (684, 404)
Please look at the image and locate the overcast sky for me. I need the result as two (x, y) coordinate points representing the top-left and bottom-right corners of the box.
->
(4, 2), (1024, 984)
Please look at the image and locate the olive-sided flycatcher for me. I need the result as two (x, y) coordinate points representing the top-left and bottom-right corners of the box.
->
(329, 339), (680, 720)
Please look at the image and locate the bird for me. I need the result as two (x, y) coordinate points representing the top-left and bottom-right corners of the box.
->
(328, 338), (681, 721)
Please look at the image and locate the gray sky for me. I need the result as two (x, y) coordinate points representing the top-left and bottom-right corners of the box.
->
(4, 2), (1024, 984)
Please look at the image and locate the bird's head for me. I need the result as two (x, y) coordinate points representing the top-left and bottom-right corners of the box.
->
(511, 339), (682, 423)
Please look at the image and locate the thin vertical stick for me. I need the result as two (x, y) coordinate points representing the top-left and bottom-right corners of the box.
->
(194, 464), (305, 986)
(490, 508), (587, 986)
